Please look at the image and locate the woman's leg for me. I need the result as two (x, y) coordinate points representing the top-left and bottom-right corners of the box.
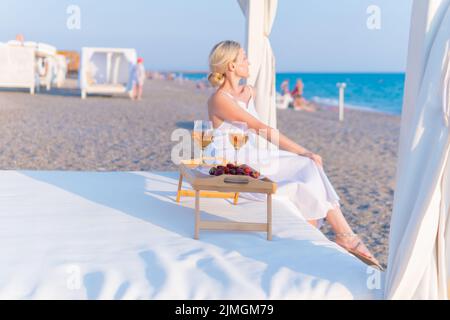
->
(131, 84), (137, 100)
(137, 84), (143, 100)
(325, 206), (353, 234)
(325, 206), (378, 262)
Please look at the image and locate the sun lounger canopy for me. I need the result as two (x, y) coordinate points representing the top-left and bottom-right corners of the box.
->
(238, 0), (278, 128)
(79, 47), (137, 99)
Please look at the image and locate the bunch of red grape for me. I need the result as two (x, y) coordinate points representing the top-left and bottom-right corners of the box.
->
(209, 163), (260, 179)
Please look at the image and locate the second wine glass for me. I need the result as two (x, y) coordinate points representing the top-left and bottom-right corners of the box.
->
(228, 121), (248, 166)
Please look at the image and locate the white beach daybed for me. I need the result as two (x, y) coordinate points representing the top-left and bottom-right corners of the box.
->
(0, 170), (383, 299)
(0, 41), (67, 93)
(79, 47), (137, 99)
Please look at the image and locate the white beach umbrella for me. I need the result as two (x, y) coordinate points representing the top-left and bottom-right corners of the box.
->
(385, 0), (450, 299)
(238, 0), (278, 128)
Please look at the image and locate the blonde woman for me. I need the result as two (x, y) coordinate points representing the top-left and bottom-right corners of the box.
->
(206, 40), (382, 270)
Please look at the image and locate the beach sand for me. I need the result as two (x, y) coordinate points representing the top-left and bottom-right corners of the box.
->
(0, 78), (400, 268)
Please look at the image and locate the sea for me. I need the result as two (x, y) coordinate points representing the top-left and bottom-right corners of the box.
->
(181, 72), (405, 115)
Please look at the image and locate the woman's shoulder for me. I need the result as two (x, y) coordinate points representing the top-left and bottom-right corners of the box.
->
(208, 85), (253, 107)
(208, 90), (227, 109)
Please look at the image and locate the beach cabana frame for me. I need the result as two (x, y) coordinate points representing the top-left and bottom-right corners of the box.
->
(240, 0), (450, 299)
(79, 47), (137, 99)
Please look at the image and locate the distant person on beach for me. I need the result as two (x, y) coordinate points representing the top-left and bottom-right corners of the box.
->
(131, 57), (146, 100)
(277, 79), (293, 109)
(15, 34), (25, 45)
(205, 40), (382, 270)
(291, 79), (317, 112)
(281, 79), (290, 95)
(196, 81), (207, 90)
(7, 34), (25, 46)
(167, 73), (176, 81)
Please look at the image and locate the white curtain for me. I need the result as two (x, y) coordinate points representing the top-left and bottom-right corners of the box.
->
(385, 0), (450, 299)
(238, 0), (278, 128)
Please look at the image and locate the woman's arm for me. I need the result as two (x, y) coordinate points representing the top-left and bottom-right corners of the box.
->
(209, 92), (315, 157)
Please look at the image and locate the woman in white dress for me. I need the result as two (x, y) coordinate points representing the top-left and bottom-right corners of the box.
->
(206, 40), (382, 269)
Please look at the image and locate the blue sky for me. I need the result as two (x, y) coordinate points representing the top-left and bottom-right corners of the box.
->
(0, 0), (412, 72)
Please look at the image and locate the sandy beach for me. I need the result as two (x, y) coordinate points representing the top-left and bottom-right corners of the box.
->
(0, 78), (400, 268)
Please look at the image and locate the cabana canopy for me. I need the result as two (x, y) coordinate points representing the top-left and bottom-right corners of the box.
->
(237, 0), (450, 299)
(238, 0), (278, 128)
(23, 41), (57, 57)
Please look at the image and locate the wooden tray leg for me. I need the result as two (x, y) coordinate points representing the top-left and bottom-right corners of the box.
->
(176, 174), (183, 203)
(267, 193), (272, 241)
(233, 192), (239, 205)
(195, 190), (200, 240)
(177, 172), (238, 204)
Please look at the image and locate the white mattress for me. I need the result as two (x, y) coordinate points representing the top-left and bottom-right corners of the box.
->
(0, 170), (384, 299)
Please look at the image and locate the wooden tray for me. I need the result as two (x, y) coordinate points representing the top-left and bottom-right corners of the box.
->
(179, 162), (276, 194)
(176, 160), (277, 241)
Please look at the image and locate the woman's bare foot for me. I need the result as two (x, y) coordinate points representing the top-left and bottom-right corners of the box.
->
(335, 233), (383, 270)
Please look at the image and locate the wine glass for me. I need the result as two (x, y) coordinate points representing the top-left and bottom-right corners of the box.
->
(228, 121), (248, 166)
(192, 120), (214, 165)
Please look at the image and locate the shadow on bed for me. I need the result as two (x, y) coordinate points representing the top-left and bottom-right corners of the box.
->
(21, 170), (382, 299)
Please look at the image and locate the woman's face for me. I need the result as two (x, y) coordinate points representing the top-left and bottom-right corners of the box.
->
(231, 48), (250, 78)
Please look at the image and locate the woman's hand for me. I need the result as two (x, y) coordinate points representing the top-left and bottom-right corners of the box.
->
(303, 152), (323, 168)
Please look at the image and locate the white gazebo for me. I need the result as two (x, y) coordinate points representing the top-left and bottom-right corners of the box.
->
(23, 41), (67, 91)
(79, 47), (137, 99)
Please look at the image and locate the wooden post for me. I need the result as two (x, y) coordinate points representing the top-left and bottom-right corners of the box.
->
(233, 192), (239, 205)
(267, 193), (272, 241)
(195, 190), (200, 240)
(337, 82), (346, 122)
(176, 174), (183, 202)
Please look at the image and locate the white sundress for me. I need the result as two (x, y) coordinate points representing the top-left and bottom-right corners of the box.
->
(206, 89), (341, 221)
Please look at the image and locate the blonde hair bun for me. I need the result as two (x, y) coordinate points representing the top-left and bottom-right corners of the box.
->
(207, 72), (225, 87)
(208, 40), (241, 87)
